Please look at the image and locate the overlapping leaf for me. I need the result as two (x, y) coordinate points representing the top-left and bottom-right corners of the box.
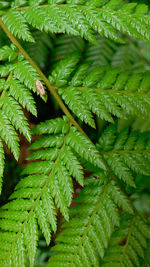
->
(1, 1), (150, 43)
(97, 124), (150, 187)
(49, 54), (150, 128)
(0, 44), (46, 192)
(0, 116), (105, 267)
(48, 175), (133, 267)
(100, 214), (150, 267)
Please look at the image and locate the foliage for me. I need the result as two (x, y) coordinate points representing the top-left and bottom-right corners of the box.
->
(96, 124), (150, 187)
(0, 116), (106, 267)
(0, 0), (150, 267)
(48, 180), (150, 267)
(0, 43), (47, 192)
(49, 53), (150, 128)
(1, 0), (150, 44)
(50, 34), (150, 72)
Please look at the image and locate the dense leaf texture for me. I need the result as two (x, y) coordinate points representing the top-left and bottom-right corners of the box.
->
(0, 44), (47, 191)
(97, 124), (150, 187)
(0, 1), (150, 266)
(0, 116), (105, 266)
(49, 54), (150, 128)
(2, 10), (34, 42)
(1, 1), (150, 43)
(48, 175), (134, 267)
(50, 34), (150, 73)
(100, 214), (150, 267)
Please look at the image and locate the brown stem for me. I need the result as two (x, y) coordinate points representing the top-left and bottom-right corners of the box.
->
(0, 18), (144, 219)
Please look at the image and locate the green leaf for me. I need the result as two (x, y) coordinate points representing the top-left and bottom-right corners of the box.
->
(0, 110), (19, 160)
(48, 175), (133, 266)
(0, 45), (17, 62)
(0, 117), (102, 266)
(97, 124), (150, 187)
(1, 92), (31, 142)
(59, 86), (95, 128)
(50, 56), (150, 127)
(66, 127), (106, 170)
(13, 60), (46, 101)
(2, 10), (34, 42)
(7, 78), (37, 116)
(101, 214), (150, 267)
(0, 138), (4, 193)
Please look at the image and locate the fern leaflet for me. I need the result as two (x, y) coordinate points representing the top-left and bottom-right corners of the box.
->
(97, 124), (150, 187)
(0, 116), (105, 267)
(1, 1), (150, 43)
(100, 213), (150, 267)
(0, 44), (47, 192)
(48, 174), (134, 267)
(49, 54), (150, 128)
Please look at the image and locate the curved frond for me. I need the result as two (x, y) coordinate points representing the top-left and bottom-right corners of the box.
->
(97, 124), (150, 187)
(100, 214), (150, 267)
(2, 10), (34, 42)
(0, 43), (47, 190)
(0, 2), (150, 266)
(0, 116), (105, 266)
(48, 174), (133, 267)
(50, 34), (149, 73)
(0, 109), (20, 161)
(1, 1), (150, 43)
(49, 54), (150, 127)
(13, 60), (46, 100)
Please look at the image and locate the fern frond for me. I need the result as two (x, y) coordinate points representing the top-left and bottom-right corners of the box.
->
(0, 43), (48, 191)
(111, 44), (144, 72)
(7, 77), (37, 116)
(84, 35), (118, 68)
(97, 124), (150, 187)
(49, 54), (150, 127)
(13, 60), (46, 100)
(0, 116), (105, 266)
(50, 34), (85, 65)
(22, 30), (53, 68)
(1, 92), (31, 141)
(0, 109), (20, 161)
(142, 241), (150, 267)
(0, 3), (149, 266)
(0, 44), (18, 62)
(48, 174), (133, 267)
(50, 34), (150, 73)
(1, 1), (150, 43)
(100, 213), (150, 267)
(85, 36), (149, 72)
(0, 138), (4, 191)
(2, 9), (34, 42)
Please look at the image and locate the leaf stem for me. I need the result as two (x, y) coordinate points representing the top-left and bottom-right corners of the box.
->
(0, 136), (67, 266)
(1, 4), (103, 12)
(70, 182), (111, 266)
(120, 216), (136, 265)
(0, 19), (143, 220)
(0, 17), (86, 137)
